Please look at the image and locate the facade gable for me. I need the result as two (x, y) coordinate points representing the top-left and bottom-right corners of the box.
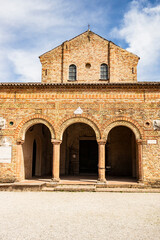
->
(39, 30), (139, 84)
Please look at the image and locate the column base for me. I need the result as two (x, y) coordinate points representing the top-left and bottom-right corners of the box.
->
(51, 178), (60, 182)
(97, 178), (107, 184)
(138, 179), (144, 184)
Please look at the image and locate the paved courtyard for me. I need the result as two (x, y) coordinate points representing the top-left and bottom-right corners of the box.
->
(0, 192), (160, 240)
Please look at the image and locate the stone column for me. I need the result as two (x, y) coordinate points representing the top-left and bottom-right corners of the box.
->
(16, 139), (24, 181)
(51, 139), (62, 182)
(137, 139), (143, 183)
(97, 139), (106, 183)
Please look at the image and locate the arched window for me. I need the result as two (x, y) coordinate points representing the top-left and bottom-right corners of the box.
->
(69, 64), (76, 81)
(100, 64), (108, 80)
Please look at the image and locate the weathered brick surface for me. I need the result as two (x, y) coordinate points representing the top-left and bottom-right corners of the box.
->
(39, 31), (139, 83)
(0, 31), (159, 184)
(0, 84), (160, 183)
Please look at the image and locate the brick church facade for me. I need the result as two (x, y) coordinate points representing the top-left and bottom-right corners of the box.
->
(0, 30), (160, 184)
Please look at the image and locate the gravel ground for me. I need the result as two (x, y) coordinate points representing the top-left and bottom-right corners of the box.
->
(0, 192), (160, 240)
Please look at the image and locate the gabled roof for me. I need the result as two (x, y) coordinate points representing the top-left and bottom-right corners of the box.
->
(39, 30), (98, 58)
(39, 30), (139, 59)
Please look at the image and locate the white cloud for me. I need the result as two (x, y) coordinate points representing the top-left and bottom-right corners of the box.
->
(8, 50), (41, 82)
(111, 0), (160, 81)
(0, 0), (105, 82)
(1, 0), (160, 83)
(0, 0), (65, 30)
(0, 50), (12, 81)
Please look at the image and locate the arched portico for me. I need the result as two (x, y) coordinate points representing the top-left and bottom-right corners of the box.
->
(57, 117), (106, 182)
(16, 117), (55, 141)
(103, 120), (142, 141)
(60, 120), (99, 177)
(15, 116), (55, 181)
(58, 117), (101, 141)
(103, 118), (144, 182)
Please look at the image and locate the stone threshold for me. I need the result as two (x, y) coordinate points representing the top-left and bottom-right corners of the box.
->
(0, 179), (160, 192)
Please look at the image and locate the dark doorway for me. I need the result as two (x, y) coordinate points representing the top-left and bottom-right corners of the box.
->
(106, 126), (136, 178)
(60, 123), (98, 176)
(32, 140), (36, 176)
(23, 123), (53, 179)
(79, 140), (98, 174)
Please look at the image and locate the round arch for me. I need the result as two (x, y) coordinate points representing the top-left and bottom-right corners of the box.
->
(58, 117), (101, 140)
(103, 118), (143, 141)
(16, 116), (55, 141)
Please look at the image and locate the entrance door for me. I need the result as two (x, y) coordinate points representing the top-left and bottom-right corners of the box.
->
(79, 140), (98, 174)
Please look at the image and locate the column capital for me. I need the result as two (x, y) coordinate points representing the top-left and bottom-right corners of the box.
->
(51, 139), (62, 145)
(16, 139), (24, 145)
(136, 139), (143, 145)
(97, 139), (106, 145)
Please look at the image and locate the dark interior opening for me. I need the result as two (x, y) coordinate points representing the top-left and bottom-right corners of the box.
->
(106, 126), (136, 178)
(23, 123), (53, 179)
(60, 123), (98, 176)
(79, 140), (98, 174)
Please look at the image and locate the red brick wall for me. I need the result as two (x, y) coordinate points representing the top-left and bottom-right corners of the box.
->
(0, 85), (159, 183)
(39, 31), (139, 83)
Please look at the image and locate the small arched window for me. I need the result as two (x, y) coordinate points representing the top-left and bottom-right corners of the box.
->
(69, 64), (76, 81)
(100, 64), (108, 80)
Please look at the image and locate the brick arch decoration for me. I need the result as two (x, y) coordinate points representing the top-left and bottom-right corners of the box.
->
(15, 114), (56, 141)
(103, 117), (144, 140)
(58, 116), (101, 141)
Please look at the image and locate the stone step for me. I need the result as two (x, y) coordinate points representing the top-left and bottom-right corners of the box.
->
(42, 187), (56, 192)
(46, 183), (96, 187)
(0, 183), (45, 191)
(42, 186), (160, 193)
(42, 185), (96, 192)
(96, 183), (141, 188)
(1, 182), (160, 192)
(46, 182), (144, 189)
(45, 182), (59, 187)
(96, 188), (160, 193)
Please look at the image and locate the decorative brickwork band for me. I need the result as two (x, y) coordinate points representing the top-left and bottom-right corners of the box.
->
(97, 139), (106, 182)
(51, 139), (62, 182)
(137, 139), (143, 183)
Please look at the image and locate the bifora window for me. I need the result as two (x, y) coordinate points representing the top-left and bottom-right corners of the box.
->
(69, 64), (77, 81)
(100, 63), (108, 80)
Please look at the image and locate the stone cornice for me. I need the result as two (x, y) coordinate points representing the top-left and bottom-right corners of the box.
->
(0, 82), (160, 90)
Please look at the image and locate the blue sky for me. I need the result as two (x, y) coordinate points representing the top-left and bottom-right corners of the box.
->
(0, 0), (160, 82)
